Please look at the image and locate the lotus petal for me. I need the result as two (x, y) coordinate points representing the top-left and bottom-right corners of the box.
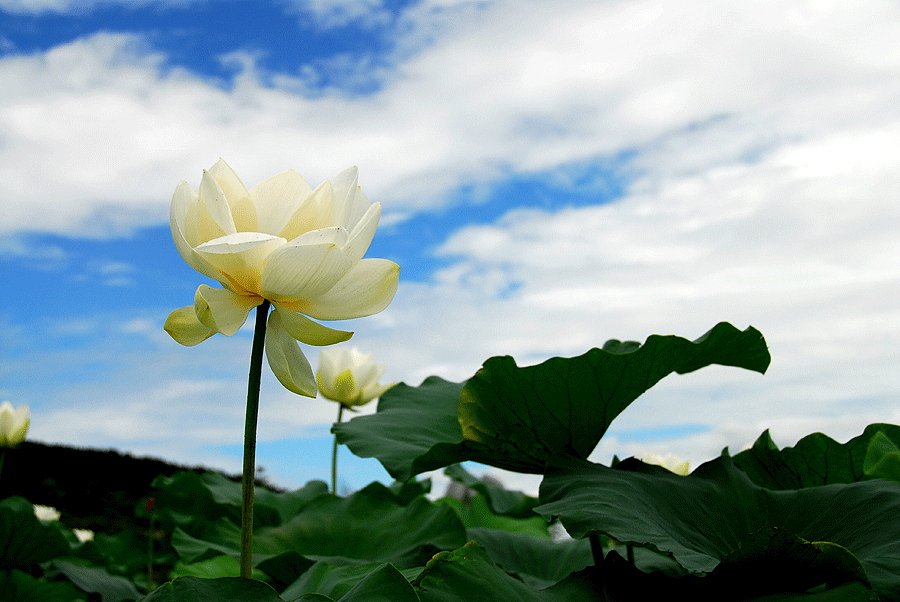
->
(284, 258), (399, 321)
(194, 285), (262, 336)
(265, 311), (317, 397)
(344, 203), (381, 265)
(252, 169), (314, 236)
(208, 158), (257, 233)
(0, 401), (29, 447)
(198, 169), (238, 240)
(278, 179), (335, 242)
(164, 305), (217, 346)
(273, 304), (353, 346)
(195, 232), (286, 295)
(331, 166), (359, 229)
(260, 228), (352, 301)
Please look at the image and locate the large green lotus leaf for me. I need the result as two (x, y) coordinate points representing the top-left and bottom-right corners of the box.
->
(466, 527), (592, 589)
(255, 551), (316, 593)
(328, 563), (419, 602)
(169, 555), (270, 582)
(172, 482), (465, 570)
(443, 464), (540, 518)
(51, 558), (144, 602)
(76, 529), (164, 583)
(438, 496), (549, 539)
(459, 322), (769, 473)
(536, 456), (900, 598)
(708, 528), (872, 599)
(333, 376), (472, 481)
(411, 541), (618, 602)
(412, 541), (555, 602)
(756, 583), (880, 601)
(337, 324), (768, 479)
(0, 496), (71, 569)
(139, 576), (282, 602)
(731, 423), (900, 489)
(153, 472), (328, 533)
(200, 473), (329, 526)
(151, 473), (243, 532)
(0, 568), (87, 602)
(540, 555), (879, 602)
(255, 482), (466, 568)
(863, 430), (900, 482)
(171, 518), (243, 564)
(282, 563), (420, 602)
(387, 477), (432, 505)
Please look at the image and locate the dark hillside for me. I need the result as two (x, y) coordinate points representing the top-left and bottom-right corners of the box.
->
(0, 441), (279, 533)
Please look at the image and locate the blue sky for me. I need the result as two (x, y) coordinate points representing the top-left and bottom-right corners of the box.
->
(2, 0), (899, 494)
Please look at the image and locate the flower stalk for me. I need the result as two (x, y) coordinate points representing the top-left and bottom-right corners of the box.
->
(331, 404), (345, 495)
(240, 300), (270, 579)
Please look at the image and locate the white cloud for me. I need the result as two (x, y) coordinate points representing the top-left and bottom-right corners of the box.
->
(2, 0), (900, 489)
(0, 234), (69, 269)
(0, 0), (196, 14)
(0, 0), (896, 237)
(284, 0), (391, 29)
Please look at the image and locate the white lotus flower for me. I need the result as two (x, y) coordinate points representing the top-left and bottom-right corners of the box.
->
(34, 505), (61, 521)
(164, 159), (399, 397)
(0, 401), (29, 447)
(317, 346), (394, 408)
(642, 452), (690, 476)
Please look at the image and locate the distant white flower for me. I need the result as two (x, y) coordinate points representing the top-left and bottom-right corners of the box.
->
(642, 452), (690, 476)
(73, 529), (94, 542)
(317, 346), (394, 409)
(34, 505), (61, 522)
(0, 401), (29, 447)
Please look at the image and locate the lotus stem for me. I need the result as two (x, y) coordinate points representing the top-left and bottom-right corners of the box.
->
(589, 531), (604, 571)
(331, 404), (345, 495)
(240, 300), (270, 579)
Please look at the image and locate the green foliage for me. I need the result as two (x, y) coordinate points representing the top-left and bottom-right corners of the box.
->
(443, 464), (539, 517)
(464, 528), (592, 589)
(458, 322), (769, 473)
(282, 563), (421, 602)
(0, 568), (87, 602)
(250, 482), (467, 568)
(151, 472), (329, 534)
(411, 542), (552, 602)
(7, 322), (900, 601)
(336, 322), (769, 479)
(50, 558), (144, 602)
(864, 430), (900, 481)
(731, 423), (900, 489)
(159, 478), (467, 579)
(141, 577), (282, 601)
(333, 376), (469, 481)
(0, 496), (71, 568)
(439, 496), (549, 538)
(537, 455), (900, 598)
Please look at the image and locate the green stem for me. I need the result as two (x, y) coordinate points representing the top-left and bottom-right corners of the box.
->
(589, 531), (604, 572)
(240, 300), (270, 580)
(331, 404), (345, 495)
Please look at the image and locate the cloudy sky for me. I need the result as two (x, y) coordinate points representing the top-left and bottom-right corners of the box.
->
(1, 0), (898, 494)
